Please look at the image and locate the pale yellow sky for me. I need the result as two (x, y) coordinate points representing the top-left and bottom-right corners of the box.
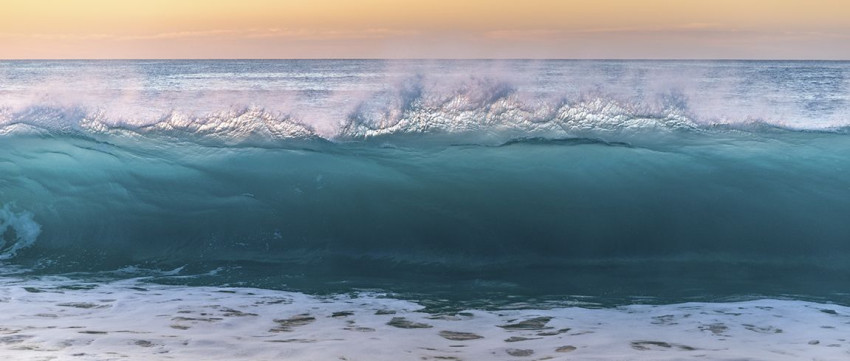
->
(1, 0), (849, 59)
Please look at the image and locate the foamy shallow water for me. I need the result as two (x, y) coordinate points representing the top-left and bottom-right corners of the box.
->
(1, 276), (848, 361)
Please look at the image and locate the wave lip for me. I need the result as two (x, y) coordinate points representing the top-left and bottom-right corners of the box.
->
(335, 82), (701, 142)
(3, 101), (701, 146)
(338, 99), (699, 146)
(83, 107), (319, 145)
(1, 106), (322, 146)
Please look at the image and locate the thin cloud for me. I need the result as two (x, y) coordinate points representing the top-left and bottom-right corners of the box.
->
(577, 23), (734, 34)
(1, 33), (114, 40)
(0, 28), (419, 42)
(484, 24), (850, 42)
(483, 29), (563, 41)
(121, 29), (242, 40)
(485, 23), (745, 40)
(779, 30), (850, 40)
(244, 27), (417, 40)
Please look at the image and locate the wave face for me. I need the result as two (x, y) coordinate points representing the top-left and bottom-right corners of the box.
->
(2, 60), (850, 307)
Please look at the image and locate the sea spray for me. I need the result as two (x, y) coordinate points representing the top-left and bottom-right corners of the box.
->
(0, 204), (41, 260)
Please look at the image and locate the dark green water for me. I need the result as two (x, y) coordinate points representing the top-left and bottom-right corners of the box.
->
(3, 130), (850, 309)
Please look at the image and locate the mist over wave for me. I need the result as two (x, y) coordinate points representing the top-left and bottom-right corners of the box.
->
(2, 60), (849, 146)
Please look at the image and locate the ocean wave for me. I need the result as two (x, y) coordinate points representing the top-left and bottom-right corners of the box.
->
(3, 102), (850, 301)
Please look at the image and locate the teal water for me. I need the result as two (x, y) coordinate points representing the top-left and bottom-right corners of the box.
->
(2, 60), (850, 309)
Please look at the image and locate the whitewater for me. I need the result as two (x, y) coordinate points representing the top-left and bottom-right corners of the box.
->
(1, 60), (850, 360)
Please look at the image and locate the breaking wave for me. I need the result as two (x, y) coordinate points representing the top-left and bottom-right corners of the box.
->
(3, 60), (850, 305)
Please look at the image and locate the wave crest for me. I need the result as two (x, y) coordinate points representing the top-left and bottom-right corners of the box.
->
(2, 72), (845, 146)
(82, 108), (318, 145)
(338, 79), (699, 141)
(1, 106), (319, 145)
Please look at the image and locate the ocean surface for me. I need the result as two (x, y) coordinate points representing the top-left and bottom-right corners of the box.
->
(1, 60), (850, 360)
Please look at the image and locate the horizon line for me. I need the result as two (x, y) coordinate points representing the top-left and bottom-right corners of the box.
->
(2, 58), (849, 62)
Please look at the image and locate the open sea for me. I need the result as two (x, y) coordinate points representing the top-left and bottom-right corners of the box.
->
(1, 60), (850, 360)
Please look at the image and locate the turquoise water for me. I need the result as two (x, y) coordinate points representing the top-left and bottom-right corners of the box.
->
(2, 60), (850, 309)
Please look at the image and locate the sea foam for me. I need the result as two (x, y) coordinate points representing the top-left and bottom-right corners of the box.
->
(0, 275), (848, 360)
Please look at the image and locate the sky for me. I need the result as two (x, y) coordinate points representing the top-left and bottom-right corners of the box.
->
(1, 0), (849, 59)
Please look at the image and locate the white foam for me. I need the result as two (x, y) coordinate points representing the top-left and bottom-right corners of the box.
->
(339, 94), (697, 141)
(81, 107), (316, 143)
(0, 275), (848, 360)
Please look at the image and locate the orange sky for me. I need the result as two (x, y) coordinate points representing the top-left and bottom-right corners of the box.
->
(1, 0), (849, 59)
